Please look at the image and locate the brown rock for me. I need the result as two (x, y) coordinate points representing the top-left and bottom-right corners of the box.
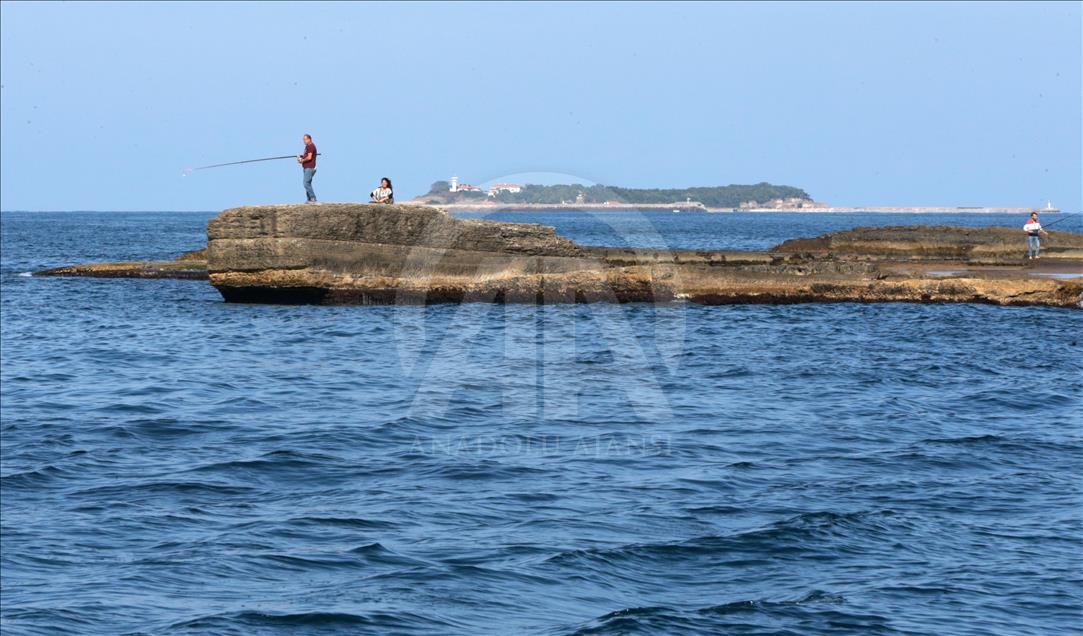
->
(175, 247), (207, 262)
(773, 225), (1083, 262)
(34, 204), (1083, 308)
(33, 260), (207, 280)
(205, 204), (1081, 308)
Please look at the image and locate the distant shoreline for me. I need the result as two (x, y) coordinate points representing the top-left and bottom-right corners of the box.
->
(0, 204), (1068, 215)
(423, 202), (1064, 214)
(723, 206), (1062, 214)
(429, 202), (706, 212)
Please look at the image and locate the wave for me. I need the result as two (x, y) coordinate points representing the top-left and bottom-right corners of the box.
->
(545, 510), (905, 569)
(0, 464), (76, 489)
(564, 591), (895, 636)
(921, 434), (1005, 445)
(69, 480), (257, 498)
(169, 609), (463, 633)
(183, 449), (340, 475)
(285, 515), (396, 529)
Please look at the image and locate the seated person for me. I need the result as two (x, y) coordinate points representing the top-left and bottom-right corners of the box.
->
(370, 178), (394, 204)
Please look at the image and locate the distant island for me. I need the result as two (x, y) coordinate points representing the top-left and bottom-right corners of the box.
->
(411, 179), (1061, 214)
(415, 180), (816, 209)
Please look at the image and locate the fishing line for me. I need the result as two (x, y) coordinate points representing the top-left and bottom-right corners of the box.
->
(1039, 212), (1079, 230)
(181, 153), (321, 177)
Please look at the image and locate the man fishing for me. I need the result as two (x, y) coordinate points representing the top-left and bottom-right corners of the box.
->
(298, 134), (318, 203)
(1023, 211), (1048, 260)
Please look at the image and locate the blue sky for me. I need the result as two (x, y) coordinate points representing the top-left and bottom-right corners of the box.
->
(1, 1), (1079, 211)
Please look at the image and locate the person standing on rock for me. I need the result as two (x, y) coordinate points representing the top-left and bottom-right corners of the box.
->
(297, 134), (318, 203)
(1023, 211), (1047, 260)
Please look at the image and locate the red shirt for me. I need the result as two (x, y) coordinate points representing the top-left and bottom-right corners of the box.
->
(302, 143), (317, 169)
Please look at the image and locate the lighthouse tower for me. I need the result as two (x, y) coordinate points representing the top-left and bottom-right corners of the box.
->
(449, 176), (459, 193)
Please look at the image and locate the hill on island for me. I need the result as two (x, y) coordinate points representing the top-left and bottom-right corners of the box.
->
(418, 181), (812, 208)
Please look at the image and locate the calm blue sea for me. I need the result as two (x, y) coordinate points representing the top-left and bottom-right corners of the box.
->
(2, 211), (1081, 635)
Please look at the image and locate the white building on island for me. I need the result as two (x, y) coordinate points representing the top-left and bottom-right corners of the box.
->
(449, 176), (483, 193)
(487, 183), (523, 196)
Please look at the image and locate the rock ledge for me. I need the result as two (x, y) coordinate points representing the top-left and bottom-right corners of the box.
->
(34, 203), (1083, 309)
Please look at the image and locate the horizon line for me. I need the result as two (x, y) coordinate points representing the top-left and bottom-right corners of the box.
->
(1, 206), (1075, 214)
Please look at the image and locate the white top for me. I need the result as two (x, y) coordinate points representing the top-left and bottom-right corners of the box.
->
(1023, 221), (1042, 233)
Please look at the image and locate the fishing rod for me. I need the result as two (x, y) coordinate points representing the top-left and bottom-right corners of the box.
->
(1039, 212), (1079, 230)
(181, 153), (322, 176)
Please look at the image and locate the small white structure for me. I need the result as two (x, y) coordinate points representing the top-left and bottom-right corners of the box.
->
(488, 183), (523, 196)
(449, 176), (459, 192)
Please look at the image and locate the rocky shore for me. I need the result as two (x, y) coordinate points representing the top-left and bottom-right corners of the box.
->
(34, 248), (209, 279)
(35, 203), (1083, 308)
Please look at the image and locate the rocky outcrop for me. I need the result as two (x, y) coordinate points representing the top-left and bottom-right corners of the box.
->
(175, 247), (208, 262)
(206, 203), (671, 303)
(34, 251), (208, 279)
(775, 225), (1083, 261)
(35, 204), (1083, 308)
(202, 204), (1081, 308)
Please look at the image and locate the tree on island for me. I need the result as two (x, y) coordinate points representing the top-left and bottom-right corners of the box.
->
(421, 180), (812, 207)
(488, 183), (810, 206)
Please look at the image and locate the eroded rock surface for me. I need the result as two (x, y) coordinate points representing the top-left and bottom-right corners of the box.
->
(35, 204), (1083, 308)
(204, 204), (1081, 308)
(206, 204), (666, 303)
(34, 250), (208, 279)
(774, 225), (1083, 261)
